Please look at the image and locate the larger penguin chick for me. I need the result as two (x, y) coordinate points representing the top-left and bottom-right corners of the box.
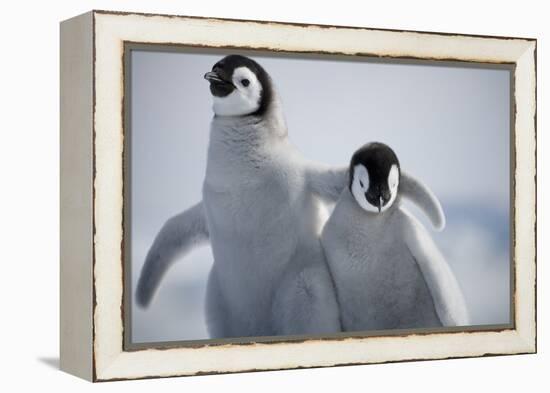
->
(138, 54), (342, 338)
(322, 142), (469, 332)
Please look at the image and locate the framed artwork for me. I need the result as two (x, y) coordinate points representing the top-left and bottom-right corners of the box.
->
(60, 10), (537, 381)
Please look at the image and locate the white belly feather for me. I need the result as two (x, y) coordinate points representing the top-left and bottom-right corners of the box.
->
(322, 190), (442, 331)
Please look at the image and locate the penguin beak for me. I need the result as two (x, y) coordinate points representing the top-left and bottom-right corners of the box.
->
(205, 69), (236, 97)
(204, 71), (224, 83)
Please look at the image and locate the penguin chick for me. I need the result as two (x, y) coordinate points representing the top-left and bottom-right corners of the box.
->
(322, 142), (469, 332)
(138, 54), (341, 337)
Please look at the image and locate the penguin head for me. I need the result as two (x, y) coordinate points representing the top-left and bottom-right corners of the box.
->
(349, 142), (401, 214)
(204, 55), (273, 117)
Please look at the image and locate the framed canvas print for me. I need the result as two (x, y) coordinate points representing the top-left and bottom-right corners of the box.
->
(60, 10), (537, 382)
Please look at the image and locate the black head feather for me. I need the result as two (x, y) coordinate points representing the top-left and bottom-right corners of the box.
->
(349, 142), (401, 208)
(207, 55), (273, 117)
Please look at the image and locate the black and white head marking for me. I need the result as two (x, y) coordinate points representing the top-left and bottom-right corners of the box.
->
(349, 142), (400, 213)
(204, 55), (273, 117)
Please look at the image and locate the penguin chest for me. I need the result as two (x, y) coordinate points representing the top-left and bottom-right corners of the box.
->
(203, 166), (305, 281)
(324, 211), (440, 331)
(351, 243), (439, 330)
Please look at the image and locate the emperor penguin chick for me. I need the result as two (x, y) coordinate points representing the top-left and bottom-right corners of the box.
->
(321, 142), (469, 331)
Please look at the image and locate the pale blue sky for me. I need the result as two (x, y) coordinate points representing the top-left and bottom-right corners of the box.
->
(130, 49), (511, 343)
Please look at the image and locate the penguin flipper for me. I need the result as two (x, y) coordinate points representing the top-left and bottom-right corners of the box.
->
(400, 171), (446, 231)
(135, 202), (209, 308)
(305, 163), (348, 203)
(402, 212), (469, 327)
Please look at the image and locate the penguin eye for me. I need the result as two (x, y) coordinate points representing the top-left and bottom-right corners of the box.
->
(359, 180), (364, 188)
(241, 78), (250, 87)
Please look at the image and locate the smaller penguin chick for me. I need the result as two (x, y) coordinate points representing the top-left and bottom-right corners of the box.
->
(322, 142), (469, 332)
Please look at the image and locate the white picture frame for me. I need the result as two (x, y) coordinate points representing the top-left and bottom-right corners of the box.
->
(60, 10), (536, 382)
